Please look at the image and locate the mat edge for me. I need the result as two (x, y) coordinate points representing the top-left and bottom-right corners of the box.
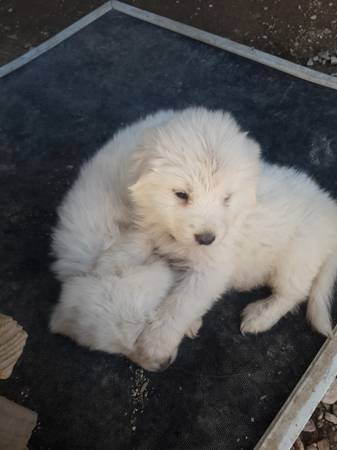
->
(0, 2), (112, 78)
(112, 0), (337, 91)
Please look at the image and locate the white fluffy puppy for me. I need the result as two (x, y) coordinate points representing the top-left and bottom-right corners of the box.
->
(51, 107), (337, 372)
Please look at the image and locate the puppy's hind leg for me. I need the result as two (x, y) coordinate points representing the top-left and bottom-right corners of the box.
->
(240, 294), (299, 335)
(241, 243), (326, 335)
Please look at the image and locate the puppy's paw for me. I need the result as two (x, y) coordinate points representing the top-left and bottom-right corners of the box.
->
(185, 318), (203, 339)
(240, 298), (276, 335)
(129, 320), (182, 372)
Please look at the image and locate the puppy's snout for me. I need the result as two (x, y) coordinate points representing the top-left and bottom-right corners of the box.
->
(194, 231), (216, 246)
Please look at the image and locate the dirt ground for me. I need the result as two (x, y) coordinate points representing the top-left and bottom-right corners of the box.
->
(0, 0), (105, 66)
(0, 0), (337, 74)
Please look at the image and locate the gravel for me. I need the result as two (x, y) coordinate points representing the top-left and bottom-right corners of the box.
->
(292, 381), (337, 450)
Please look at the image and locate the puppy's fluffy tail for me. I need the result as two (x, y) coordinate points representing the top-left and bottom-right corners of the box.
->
(307, 253), (337, 337)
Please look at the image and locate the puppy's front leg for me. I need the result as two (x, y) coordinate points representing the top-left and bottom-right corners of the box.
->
(130, 267), (228, 372)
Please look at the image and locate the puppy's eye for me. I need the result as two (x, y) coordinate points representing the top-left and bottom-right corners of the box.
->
(224, 194), (232, 204)
(175, 191), (189, 201)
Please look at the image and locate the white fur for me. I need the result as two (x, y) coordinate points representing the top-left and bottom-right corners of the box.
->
(51, 107), (337, 371)
(50, 230), (174, 355)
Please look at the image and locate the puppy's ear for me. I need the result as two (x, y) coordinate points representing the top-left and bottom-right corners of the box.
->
(129, 170), (159, 211)
(129, 127), (160, 184)
(241, 137), (261, 207)
(129, 129), (159, 204)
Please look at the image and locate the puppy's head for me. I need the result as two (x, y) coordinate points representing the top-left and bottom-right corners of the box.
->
(130, 108), (260, 249)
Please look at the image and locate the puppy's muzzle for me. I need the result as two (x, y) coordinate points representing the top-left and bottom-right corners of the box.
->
(194, 231), (216, 246)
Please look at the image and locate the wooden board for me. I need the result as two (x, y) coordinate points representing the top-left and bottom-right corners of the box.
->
(0, 396), (37, 450)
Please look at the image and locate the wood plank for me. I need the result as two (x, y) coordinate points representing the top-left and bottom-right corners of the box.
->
(0, 396), (37, 450)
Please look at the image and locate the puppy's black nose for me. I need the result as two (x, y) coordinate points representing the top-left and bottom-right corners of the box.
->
(194, 232), (216, 246)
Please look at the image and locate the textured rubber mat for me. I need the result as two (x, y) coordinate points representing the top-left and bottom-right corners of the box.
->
(1, 9), (337, 450)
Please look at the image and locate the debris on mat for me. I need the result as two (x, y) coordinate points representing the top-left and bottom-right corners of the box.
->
(129, 367), (151, 432)
(0, 314), (27, 380)
(292, 380), (337, 450)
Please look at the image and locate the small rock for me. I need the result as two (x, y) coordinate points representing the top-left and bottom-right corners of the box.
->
(318, 409), (325, 421)
(306, 445), (318, 450)
(7, 7), (13, 12)
(8, 34), (17, 40)
(331, 56), (337, 65)
(317, 439), (330, 450)
(325, 412), (337, 424)
(310, 15), (317, 20)
(294, 438), (305, 450)
(313, 56), (319, 62)
(319, 50), (330, 60)
(323, 402), (332, 410)
(329, 430), (337, 443)
(140, 380), (149, 394)
(307, 58), (314, 66)
(317, 420), (325, 428)
(304, 418), (316, 433)
(323, 380), (337, 404)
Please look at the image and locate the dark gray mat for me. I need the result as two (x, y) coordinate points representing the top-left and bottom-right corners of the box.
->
(1, 9), (337, 450)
